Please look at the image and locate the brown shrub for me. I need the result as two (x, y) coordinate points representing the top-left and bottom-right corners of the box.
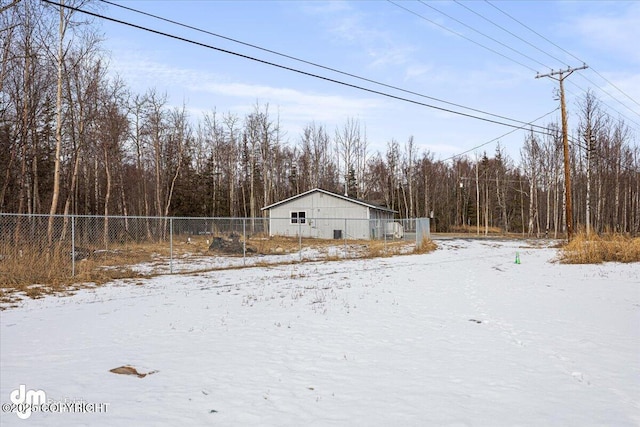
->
(413, 237), (437, 254)
(0, 243), (147, 302)
(559, 232), (640, 264)
(0, 235), (424, 304)
(449, 224), (503, 234)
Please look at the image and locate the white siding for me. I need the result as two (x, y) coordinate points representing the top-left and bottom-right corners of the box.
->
(267, 191), (393, 240)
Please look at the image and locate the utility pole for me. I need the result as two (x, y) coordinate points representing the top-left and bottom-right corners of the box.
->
(536, 64), (588, 242)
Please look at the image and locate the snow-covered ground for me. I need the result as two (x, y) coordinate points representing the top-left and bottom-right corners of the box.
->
(1, 239), (639, 426)
(128, 242), (413, 275)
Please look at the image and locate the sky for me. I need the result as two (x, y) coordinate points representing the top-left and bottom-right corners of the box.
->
(93, 0), (640, 163)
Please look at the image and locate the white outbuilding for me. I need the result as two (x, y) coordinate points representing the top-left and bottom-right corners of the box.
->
(261, 188), (398, 240)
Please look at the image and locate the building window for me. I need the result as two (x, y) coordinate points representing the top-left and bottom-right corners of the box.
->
(291, 211), (306, 224)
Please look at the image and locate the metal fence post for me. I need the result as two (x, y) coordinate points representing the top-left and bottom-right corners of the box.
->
(298, 219), (302, 262)
(384, 218), (387, 254)
(71, 214), (75, 278)
(243, 217), (246, 266)
(170, 217), (174, 274)
(344, 218), (347, 258)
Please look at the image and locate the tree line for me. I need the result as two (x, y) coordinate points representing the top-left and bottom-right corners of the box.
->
(1, 1), (638, 236)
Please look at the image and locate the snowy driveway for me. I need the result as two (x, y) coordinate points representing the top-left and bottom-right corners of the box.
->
(1, 239), (639, 426)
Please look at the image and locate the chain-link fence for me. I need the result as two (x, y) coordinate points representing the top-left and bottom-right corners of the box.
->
(0, 214), (429, 284)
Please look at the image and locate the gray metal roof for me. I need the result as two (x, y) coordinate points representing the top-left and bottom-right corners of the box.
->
(261, 188), (397, 214)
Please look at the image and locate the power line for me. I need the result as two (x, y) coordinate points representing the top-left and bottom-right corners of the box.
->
(484, 0), (640, 111)
(418, 0), (550, 70)
(587, 69), (640, 110)
(386, 0), (537, 73)
(484, 1), (582, 67)
(445, 120), (640, 174)
(448, 0), (640, 127)
(573, 72), (640, 121)
(96, 0), (540, 131)
(47, 0), (638, 177)
(46, 0), (557, 135)
(567, 131), (640, 174)
(453, 0), (569, 68)
(394, 0), (637, 134)
(392, 0), (639, 127)
(392, 0), (638, 126)
(564, 80), (640, 129)
(441, 108), (559, 162)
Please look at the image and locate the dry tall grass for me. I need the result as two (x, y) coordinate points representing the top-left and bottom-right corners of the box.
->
(0, 243), (145, 303)
(449, 225), (503, 234)
(364, 241), (396, 258)
(413, 237), (438, 254)
(559, 232), (640, 264)
(1, 234), (426, 305)
(0, 247), (69, 289)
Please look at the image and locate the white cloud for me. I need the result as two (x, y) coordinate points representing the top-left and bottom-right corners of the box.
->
(599, 72), (640, 121)
(303, 1), (415, 72)
(296, 0), (351, 17)
(568, 3), (640, 63)
(108, 48), (384, 113)
(366, 44), (417, 70)
(196, 81), (383, 117)
(404, 64), (433, 81)
(106, 49), (396, 143)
